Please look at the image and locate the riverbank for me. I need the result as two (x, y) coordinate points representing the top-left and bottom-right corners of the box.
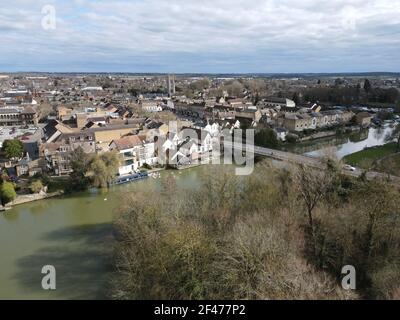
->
(5, 165), (199, 209)
(4, 190), (64, 209)
(298, 125), (361, 142)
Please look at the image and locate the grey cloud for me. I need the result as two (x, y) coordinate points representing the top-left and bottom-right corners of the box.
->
(0, 0), (399, 72)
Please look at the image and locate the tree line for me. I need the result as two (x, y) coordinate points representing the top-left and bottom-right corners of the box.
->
(303, 79), (399, 106)
(110, 161), (400, 300)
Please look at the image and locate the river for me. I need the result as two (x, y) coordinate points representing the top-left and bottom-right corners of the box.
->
(0, 125), (395, 299)
(285, 125), (395, 159)
(0, 168), (205, 300)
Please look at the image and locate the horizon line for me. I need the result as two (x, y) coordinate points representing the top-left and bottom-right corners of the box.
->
(1, 71), (400, 76)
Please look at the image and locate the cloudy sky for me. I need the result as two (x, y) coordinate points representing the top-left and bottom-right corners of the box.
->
(0, 0), (400, 73)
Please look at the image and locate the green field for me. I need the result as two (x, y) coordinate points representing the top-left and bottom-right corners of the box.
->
(343, 143), (398, 169)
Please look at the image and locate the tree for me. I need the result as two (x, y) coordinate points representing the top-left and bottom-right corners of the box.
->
(2, 140), (24, 160)
(352, 180), (399, 261)
(189, 78), (210, 91)
(88, 151), (121, 188)
(254, 128), (279, 149)
(292, 92), (301, 105)
(364, 79), (372, 94)
(89, 157), (109, 188)
(0, 181), (17, 205)
(386, 123), (400, 152)
(99, 151), (121, 173)
(29, 180), (44, 194)
(245, 79), (266, 96)
(334, 78), (344, 87)
(70, 147), (92, 176)
(111, 165), (352, 300)
(294, 164), (336, 261)
(225, 81), (244, 97)
(68, 147), (92, 191)
(317, 178), (400, 297)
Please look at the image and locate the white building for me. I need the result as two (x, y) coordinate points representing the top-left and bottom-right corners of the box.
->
(140, 100), (163, 113)
(162, 127), (214, 166)
(110, 135), (158, 176)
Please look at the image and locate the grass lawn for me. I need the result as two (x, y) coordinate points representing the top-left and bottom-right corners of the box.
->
(343, 143), (398, 169)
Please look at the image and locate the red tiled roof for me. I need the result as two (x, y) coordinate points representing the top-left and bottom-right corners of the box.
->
(112, 135), (143, 150)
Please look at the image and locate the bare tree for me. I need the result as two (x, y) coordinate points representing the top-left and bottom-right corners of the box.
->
(386, 123), (400, 152)
(295, 164), (336, 258)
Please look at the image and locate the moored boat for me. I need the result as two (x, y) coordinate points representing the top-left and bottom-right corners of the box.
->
(112, 171), (149, 185)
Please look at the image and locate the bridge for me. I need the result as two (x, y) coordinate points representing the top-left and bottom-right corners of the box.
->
(224, 142), (400, 184)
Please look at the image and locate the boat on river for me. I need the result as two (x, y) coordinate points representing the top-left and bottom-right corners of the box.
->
(112, 171), (149, 185)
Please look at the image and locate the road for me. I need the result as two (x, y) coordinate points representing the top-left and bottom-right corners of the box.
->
(225, 142), (400, 184)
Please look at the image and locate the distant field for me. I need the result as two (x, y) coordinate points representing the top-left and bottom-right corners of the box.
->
(343, 143), (398, 170)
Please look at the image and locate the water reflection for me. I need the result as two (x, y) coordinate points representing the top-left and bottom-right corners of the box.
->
(0, 166), (206, 300)
(287, 126), (395, 159)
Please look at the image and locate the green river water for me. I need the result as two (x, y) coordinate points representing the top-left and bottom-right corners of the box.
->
(0, 168), (205, 300)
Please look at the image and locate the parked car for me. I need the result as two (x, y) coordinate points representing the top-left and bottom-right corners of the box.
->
(343, 164), (356, 172)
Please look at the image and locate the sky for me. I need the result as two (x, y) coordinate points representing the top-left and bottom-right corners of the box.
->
(0, 0), (400, 73)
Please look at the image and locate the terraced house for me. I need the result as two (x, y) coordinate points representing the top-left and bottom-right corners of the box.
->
(283, 110), (354, 132)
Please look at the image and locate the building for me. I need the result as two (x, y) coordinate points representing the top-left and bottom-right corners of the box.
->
(263, 97), (296, 109)
(283, 110), (354, 132)
(90, 122), (144, 152)
(41, 131), (96, 176)
(175, 102), (207, 119)
(211, 105), (236, 121)
(140, 100), (163, 113)
(109, 135), (158, 175)
(167, 75), (176, 97)
(284, 113), (313, 132)
(15, 156), (43, 177)
(176, 127), (213, 164)
(57, 106), (74, 121)
(235, 108), (262, 123)
(356, 112), (373, 127)
(0, 106), (38, 126)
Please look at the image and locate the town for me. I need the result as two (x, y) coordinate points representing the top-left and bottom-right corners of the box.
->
(3, 0), (400, 305)
(0, 73), (399, 207)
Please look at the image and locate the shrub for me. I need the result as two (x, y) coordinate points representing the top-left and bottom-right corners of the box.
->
(0, 181), (17, 205)
(286, 135), (297, 144)
(29, 180), (44, 194)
